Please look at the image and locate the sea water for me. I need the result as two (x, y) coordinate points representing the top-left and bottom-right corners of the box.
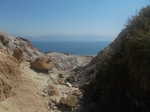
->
(32, 41), (110, 56)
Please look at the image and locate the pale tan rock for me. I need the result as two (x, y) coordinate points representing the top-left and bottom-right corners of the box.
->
(31, 56), (55, 73)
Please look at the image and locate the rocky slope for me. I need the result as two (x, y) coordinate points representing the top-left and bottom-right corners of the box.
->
(2, 6), (150, 112)
(0, 51), (48, 112)
(0, 52), (20, 101)
(0, 32), (92, 71)
(0, 32), (93, 112)
(0, 32), (44, 61)
(79, 6), (150, 112)
(47, 52), (92, 71)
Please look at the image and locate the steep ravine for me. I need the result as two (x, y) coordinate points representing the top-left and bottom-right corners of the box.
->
(1, 6), (150, 112)
(79, 6), (150, 112)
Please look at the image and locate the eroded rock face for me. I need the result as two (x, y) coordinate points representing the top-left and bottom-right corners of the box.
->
(80, 6), (150, 112)
(47, 52), (92, 71)
(0, 32), (43, 61)
(0, 32), (92, 112)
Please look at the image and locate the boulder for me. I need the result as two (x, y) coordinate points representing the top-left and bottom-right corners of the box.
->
(30, 56), (55, 73)
(0, 33), (10, 46)
(59, 95), (79, 111)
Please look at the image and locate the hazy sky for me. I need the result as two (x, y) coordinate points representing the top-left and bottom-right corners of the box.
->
(0, 0), (149, 41)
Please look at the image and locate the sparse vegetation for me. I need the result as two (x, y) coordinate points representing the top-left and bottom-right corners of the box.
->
(81, 5), (150, 112)
(59, 95), (79, 111)
(0, 51), (20, 101)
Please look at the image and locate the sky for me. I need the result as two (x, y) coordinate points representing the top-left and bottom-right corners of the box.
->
(0, 0), (149, 41)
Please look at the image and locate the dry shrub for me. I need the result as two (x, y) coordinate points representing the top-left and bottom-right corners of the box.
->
(0, 52), (21, 101)
(60, 95), (78, 108)
(13, 48), (23, 63)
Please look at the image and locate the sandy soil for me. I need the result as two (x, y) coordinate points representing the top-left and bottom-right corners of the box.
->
(0, 62), (49, 112)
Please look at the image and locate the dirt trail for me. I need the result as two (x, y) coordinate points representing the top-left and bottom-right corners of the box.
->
(0, 62), (49, 112)
(0, 60), (82, 112)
